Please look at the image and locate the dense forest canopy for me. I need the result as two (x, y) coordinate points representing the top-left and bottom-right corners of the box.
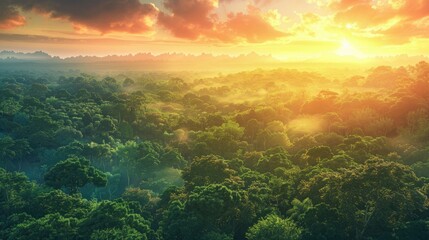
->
(1, 62), (429, 239)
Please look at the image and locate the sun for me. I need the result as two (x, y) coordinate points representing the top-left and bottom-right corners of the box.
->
(336, 39), (365, 58)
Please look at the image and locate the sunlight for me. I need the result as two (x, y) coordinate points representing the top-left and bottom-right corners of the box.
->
(336, 39), (365, 58)
(288, 116), (322, 134)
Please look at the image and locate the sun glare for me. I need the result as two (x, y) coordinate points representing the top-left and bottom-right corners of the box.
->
(336, 39), (365, 58)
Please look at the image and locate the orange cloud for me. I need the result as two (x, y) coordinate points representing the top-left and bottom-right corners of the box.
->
(0, 2), (26, 29)
(253, 0), (276, 7)
(159, 0), (285, 42)
(3, 0), (159, 34)
(158, 0), (216, 40)
(220, 6), (286, 42)
(331, 0), (429, 44)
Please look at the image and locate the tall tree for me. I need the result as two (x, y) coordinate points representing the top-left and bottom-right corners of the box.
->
(44, 157), (107, 194)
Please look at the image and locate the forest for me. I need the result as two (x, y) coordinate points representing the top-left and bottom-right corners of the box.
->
(1, 62), (429, 240)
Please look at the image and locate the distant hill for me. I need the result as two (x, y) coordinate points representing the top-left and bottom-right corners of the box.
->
(0, 50), (56, 61)
(0, 50), (280, 72)
(1, 50), (428, 74)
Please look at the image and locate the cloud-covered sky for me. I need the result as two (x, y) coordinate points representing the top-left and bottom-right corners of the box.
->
(1, 0), (429, 59)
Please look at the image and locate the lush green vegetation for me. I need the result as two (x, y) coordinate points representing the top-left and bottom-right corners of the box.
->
(1, 62), (429, 239)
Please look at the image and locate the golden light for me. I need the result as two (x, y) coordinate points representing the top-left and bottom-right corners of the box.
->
(288, 116), (322, 134)
(336, 39), (365, 58)
(345, 23), (355, 29)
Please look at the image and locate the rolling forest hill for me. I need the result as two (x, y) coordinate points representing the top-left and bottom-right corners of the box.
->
(0, 51), (279, 72)
(2, 50), (429, 74)
(1, 61), (429, 239)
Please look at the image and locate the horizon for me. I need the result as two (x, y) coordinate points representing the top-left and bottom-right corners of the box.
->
(2, 0), (429, 60)
(2, 49), (429, 63)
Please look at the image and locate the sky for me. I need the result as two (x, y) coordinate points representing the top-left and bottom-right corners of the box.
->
(1, 0), (429, 60)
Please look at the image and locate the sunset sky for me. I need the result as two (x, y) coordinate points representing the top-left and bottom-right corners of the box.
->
(1, 0), (429, 59)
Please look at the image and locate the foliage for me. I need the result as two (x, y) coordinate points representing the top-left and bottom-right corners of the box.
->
(1, 64), (429, 239)
(246, 214), (302, 240)
(44, 157), (107, 194)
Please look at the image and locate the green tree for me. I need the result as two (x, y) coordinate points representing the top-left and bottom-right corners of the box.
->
(33, 190), (90, 218)
(182, 155), (235, 189)
(0, 137), (16, 168)
(44, 157), (107, 194)
(338, 159), (426, 239)
(186, 184), (239, 227)
(122, 187), (155, 207)
(246, 214), (302, 240)
(80, 201), (152, 239)
(54, 127), (83, 145)
(90, 226), (146, 240)
(123, 78), (135, 87)
(305, 146), (333, 166)
(0, 99), (21, 116)
(256, 148), (293, 173)
(0, 168), (35, 218)
(8, 213), (78, 240)
(287, 198), (313, 222)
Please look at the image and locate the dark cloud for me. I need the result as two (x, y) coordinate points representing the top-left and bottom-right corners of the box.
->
(2, 0), (159, 33)
(0, 33), (145, 44)
(0, 1), (26, 29)
(1, 0), (285, 43)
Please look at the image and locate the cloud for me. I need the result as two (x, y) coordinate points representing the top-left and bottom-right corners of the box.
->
(330, 0), (429, 44)
(0, 2), (26, 29)
(1, 0), (284, 43)
(2, 0), (159, 33)
(253, 0), (276, 7)
(158, 0), (217, 39)
(220, 6), (286, 42)
(0, 33), (158, 45)
(158, 0), (285, 42)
